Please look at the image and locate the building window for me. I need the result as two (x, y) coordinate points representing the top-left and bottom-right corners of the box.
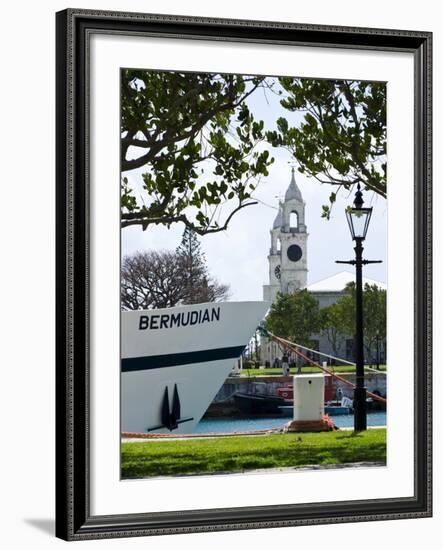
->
(289, 211), (298, 230)
(276, 237), (281, 252)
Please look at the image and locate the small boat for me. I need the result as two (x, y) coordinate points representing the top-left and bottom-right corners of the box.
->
(277, 385), (293, 400)
(278, 396), (354, 417)
(277, 405), (294, 417)
(232, 390), (286, 415)
(324, 396), (353, 415)
(276, 376), (335, 402)
(324, 405), (353, 415)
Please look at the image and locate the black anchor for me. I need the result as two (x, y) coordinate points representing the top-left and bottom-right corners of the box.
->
(148, 384), (194, 432)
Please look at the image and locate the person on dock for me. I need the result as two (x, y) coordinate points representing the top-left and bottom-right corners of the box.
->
(281, 354), (290, 376)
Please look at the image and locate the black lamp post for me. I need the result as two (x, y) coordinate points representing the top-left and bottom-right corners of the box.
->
(336, 184), (382, 431)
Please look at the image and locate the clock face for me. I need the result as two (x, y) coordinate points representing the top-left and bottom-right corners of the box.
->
(287, 244), (303, 262)
(274, 265), (281, 280)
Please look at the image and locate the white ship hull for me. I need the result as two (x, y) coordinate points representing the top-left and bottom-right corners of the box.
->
(121, 301), (269, 434)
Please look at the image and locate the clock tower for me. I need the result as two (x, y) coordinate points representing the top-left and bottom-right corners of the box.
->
(263, 168), (308, 303)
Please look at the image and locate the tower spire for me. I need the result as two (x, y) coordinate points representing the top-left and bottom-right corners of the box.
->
(263, 164), (308, 309)
(285, 167), (303, 202)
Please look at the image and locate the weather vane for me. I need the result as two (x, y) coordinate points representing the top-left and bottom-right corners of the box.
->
(273, 162), (298, 204)
(288, 160), (297, 175)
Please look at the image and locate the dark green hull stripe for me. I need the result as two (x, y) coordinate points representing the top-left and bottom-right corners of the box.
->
(121, 345), (245, 373)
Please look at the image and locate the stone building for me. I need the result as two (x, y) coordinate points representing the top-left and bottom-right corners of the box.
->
(261, 169), (386, 367)
(263, 168), (308, 303)
(306, 271), (386, 364)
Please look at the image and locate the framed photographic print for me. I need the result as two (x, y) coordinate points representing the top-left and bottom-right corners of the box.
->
(55, 8), (432, 541)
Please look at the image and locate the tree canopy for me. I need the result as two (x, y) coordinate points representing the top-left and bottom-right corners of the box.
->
(264, 283), (386, 365)
(267, 78), (386, 218)
(121, 70), (274, 234)
(334, 282), (386, 360)
(176, 227), (230, 304)
(121, 250), (184, 310)
(265, 289), (321, 347)
(319, 303), (346, 358)
(120, 71), (386, 232)
(121, 229), (229, 310)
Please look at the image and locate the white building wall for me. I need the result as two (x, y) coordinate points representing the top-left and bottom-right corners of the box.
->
(261, 171), (309, 366)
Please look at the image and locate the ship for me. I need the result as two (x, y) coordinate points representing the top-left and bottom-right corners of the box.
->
(121, 301), (269, 434)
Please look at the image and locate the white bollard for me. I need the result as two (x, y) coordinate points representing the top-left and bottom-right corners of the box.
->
(292, 373), (325, 422)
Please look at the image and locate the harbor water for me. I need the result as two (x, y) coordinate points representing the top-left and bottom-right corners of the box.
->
(194, 412), (386, 434)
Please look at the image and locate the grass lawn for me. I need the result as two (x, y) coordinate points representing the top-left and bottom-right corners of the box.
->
(121, 429), (386, 478)
(238, 365), (387, 376)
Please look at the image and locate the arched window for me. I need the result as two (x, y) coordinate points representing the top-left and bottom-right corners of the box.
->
(276, 238), (281, 252)
(289, 211), (298, 230)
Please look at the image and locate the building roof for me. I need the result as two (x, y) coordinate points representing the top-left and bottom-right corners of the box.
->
(272, 170), (303, 229)
(284, 168), (303, 202)
(307, 271), (387, 293)
(272, 207), (282, 228)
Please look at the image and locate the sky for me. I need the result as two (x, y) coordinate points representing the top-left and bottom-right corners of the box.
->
(121, 76), (387, 302)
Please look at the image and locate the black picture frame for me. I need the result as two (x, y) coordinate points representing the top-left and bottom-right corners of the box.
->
(55, 8), (432, 541)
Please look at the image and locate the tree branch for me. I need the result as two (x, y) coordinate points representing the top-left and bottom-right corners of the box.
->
(121, 201), (258, 235)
